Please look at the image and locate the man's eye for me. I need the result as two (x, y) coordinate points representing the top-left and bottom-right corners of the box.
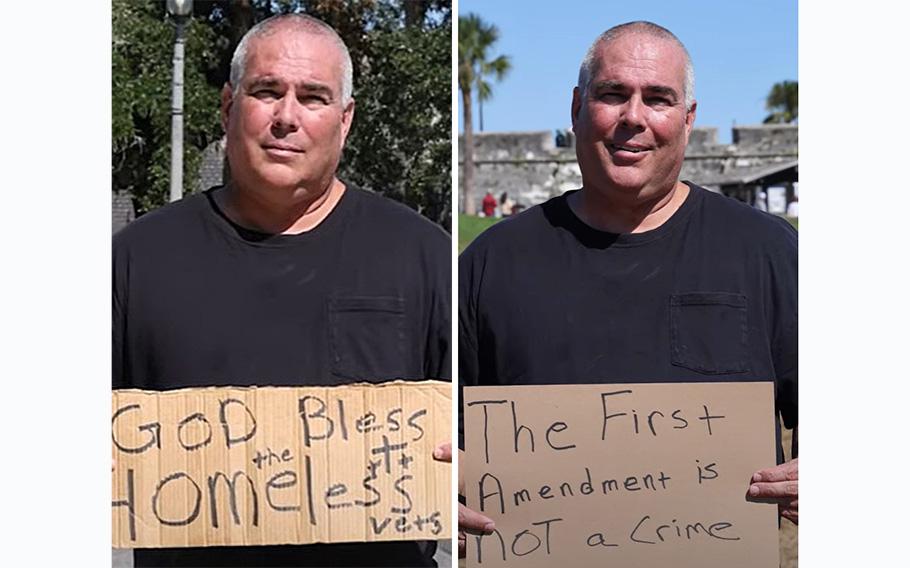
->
(598, 92), (625, 102)
(300, 94), (329, 105)
(253, 89), (279, 99)
(647, 97), (671, 106)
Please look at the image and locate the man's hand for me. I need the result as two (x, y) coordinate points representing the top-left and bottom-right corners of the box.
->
(433, 442), (496, 558)
(749, 458), (798, 524)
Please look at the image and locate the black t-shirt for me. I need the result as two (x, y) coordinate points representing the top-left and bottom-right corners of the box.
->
(113, 185), (450, 567)
(459, 183), (797, 451)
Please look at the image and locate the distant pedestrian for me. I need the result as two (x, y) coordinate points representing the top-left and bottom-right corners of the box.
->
(787, 196), (799, 218)
(481, 191), (496, 217)
(500, 192), (515, 217)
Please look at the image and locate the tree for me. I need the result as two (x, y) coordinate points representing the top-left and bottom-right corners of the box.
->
(458, 13), (510, 215)
(476, 49), (511, 132)
(112, 0), (222, 214)
(763, 80), (798, 124)
(338, 3), (453, 229)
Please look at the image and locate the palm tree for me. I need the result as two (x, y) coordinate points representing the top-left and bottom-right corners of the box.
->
(763, 80), (798, 124)
(477, 54), (511, 132)
(459, 13), (511, 215)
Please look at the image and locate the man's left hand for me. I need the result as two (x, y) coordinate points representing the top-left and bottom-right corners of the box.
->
(434, 442), (496, 557)
(749, 458), (798, 524)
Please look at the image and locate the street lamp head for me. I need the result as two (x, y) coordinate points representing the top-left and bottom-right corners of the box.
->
(166, 0), (193, 19)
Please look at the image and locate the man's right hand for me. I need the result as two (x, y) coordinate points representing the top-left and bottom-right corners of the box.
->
(433, 443), (495, 558)
(458, 501), (496, 558)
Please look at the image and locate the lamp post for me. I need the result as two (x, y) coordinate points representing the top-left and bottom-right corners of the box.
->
(167, 0), (193, 202)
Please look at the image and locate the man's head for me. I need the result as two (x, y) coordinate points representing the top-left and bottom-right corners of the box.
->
(221, 14), (355, 199)
(577, 22), (694, 112)
(572, 21), (696, 200)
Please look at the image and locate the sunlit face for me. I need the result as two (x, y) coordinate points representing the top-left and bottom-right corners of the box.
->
(221, 27), (354, 198)
(572, 33), (695, 199)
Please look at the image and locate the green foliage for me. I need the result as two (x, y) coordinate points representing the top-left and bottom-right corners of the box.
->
(340, 21), (452, 230)
(112, 0), (222, 214)
(458, 14), (497, 96)
(457, 13), (510, 112)
(763, 80), (798, 124)
(462, 15), (510, 132)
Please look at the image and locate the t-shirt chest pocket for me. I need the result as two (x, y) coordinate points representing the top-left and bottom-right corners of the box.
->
(328, 296), (408, 380)
(669, 292), (749, 374)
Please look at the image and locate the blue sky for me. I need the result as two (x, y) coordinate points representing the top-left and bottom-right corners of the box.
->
(458, 0), (797, 143)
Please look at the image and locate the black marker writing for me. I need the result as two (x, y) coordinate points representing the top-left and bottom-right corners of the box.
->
(696, 460), (719, 484)
(512, 401), (535, 454)
(478, 472), (505, 514)
(299, 396), (334, 448)
(698, 405), (725, 436)
(152, 472), (202, 527)
(587, 531), (619, 548)
(207, 470), (259, 528)
(219, 398), (257, 448)
(265, 470), (300, 512)
(177, 412), (212, 451)
(466, 399), (507, 464)
(546, 421), (576, 451)
(111, 468), (136, 541)
(111, 404), (160, 454)
(601, 390), (633, 440)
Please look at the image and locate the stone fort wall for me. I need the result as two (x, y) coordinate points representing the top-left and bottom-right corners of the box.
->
(458, 124), (797, 212)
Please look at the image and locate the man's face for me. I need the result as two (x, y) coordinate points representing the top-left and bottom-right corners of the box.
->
(572, 33), (695, 199)
(221, 27), (354, 197)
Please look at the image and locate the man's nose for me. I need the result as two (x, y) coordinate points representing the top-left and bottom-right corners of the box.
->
(271, 95), (300, 136)
(619, 96), (646, 130)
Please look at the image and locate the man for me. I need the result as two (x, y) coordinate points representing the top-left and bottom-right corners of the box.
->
(458, 21), (797, 555)
(113, 14), (450, 567)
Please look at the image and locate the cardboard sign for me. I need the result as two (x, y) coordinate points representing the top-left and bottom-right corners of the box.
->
(463, 382), (779, 567)
(112, 381), (451, 548)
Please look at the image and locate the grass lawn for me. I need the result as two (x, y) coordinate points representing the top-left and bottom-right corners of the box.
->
(459, 213), (798, 253)
(458, 214), (501, 253)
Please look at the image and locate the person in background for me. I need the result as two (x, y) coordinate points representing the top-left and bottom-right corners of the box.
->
(787, 195), (799, 217)
(756, 189), (769, 211)
(481, 190), (497, 217)
(499, 192), (514, 217)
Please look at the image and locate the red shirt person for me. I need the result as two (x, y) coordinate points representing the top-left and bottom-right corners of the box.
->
(481, 191), (497, 217)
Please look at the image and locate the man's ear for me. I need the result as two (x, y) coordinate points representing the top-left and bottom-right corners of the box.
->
(684, 100), (697, 139)
(339, 98), (355, 147)
(686, 101), (698, 133)
(220, 84), (234, 132)
(570, 86), (581, 129)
